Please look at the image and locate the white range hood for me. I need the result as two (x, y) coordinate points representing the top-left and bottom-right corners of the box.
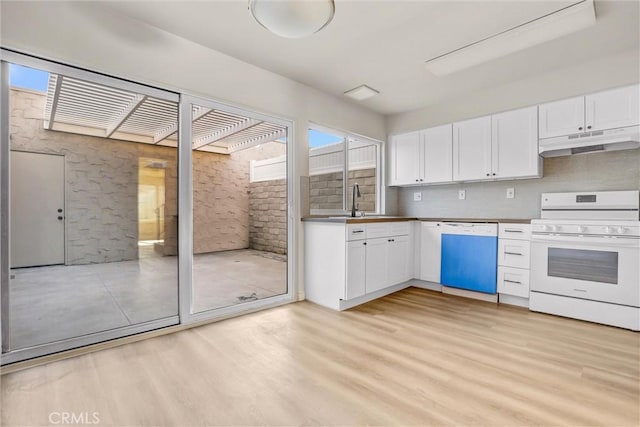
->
(539, 125), (640, 157)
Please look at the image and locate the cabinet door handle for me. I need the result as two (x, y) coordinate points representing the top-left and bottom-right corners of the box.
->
(486, 173), (490, 176)
(587, 125), (592, 130)
(578, 126), (583, 131)
(352, 230), (364, 234)
(363, 242), (367, 246)
(504, 229), (523, 233)
(492, 173), (496, 176)
(504, 279), (522, 285)
(504, 251), (523, 256)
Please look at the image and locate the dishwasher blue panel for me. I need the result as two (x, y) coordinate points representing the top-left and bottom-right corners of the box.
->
(441, 234), (498, 294)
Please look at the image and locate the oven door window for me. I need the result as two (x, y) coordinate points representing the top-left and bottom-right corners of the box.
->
(548, 248), (618, 284)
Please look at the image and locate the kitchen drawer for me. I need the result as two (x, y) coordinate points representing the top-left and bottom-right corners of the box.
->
(346, 224), (367, 241)
(388, 221), (410, 236)
(499, 223), (531, 240)
(498, 239), (530, 269)
(497, 266), (530, 298)
(365, 223), (390, 239)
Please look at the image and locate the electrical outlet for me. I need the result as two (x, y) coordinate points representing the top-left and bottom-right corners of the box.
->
(506, 188), (515, 199)
(458, 190), (466, 200)
(413, 192), (422, 201)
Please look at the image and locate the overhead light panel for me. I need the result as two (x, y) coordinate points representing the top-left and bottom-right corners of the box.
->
(425, 0), (596, 76)
(248, 0), (335, 39)
(344, 85), (380, 101)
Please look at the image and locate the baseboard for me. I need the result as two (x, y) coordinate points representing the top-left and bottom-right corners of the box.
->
(442, 286), (498, 303)
(409, 280), (442, 292)
(339, 282), (411, 310)
(499, 294), (529, 308)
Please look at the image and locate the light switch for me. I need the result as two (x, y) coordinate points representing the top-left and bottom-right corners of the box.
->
(458, 190), (466, 200)
(413, 192), (422, 201)
(506, 188), (515, 199)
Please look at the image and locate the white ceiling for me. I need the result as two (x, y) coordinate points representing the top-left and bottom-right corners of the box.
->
(101, 0), (639, 116)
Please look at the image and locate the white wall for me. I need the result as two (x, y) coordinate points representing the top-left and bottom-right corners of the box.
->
(384, 48), (640, 216)
(386, 49), (639, 134)
(0, 1), (387, 301)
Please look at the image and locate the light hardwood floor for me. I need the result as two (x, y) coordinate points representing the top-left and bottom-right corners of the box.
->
(2, 288), (639, 426)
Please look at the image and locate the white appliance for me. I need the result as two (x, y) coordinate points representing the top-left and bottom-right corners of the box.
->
(530, 190), (640, 330)
(538, 125), (640, 157)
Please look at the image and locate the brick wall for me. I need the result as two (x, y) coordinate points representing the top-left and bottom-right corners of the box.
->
(10, 88), (288, 264)
(10, 88), (178, 265)
(309, 168), (376, 212)
(248, 179), (287, 255)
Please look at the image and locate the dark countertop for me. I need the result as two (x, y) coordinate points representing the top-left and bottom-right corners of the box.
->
(302, 216), (532, 224)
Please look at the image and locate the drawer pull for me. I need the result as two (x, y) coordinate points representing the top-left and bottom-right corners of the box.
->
(504, 251), (523, 256)
(504, 229), (523, 233)
(352, 230), (364, 234)
(504, 279), (522, 285)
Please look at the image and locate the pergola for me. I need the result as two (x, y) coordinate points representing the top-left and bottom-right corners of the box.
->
(44, 74), (286, 154)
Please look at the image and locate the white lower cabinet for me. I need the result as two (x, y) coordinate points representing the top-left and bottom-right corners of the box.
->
(305, 220), (412, 311)
(364, 237), (389, 294)
(346, 240), (366, 300)
(497, 223), (532, 306)
(387, 235), (411, 286)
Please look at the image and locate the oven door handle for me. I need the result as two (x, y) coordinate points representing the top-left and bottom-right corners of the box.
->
(531, 233), (640, 248)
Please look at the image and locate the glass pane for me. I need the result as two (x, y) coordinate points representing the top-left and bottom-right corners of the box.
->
(548, 247), (618, 284)
(348, 138), (378, 213)
(309, 129), (345, 212)
(191, 103), (288, 313)
(6, 64), (179, 351)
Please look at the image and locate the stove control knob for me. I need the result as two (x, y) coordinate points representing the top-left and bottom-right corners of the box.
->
(617, 227), (625, 234)
(577, 225), (586, 233)
(550, 225), (558, 232)
(604, 226), (612, 234)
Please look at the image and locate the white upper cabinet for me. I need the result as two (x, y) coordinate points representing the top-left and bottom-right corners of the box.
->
(539, 85), (640, 139)
(453, 116), (492, 181)
(492, 106), (540, 179)
(390, 131), (421, 185)
(539, 96), (585, 139)
(585, 85), (639, 132)
(422, 124), (453, 183)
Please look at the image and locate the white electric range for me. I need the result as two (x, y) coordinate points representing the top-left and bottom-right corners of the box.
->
(530, 190), (640, 331)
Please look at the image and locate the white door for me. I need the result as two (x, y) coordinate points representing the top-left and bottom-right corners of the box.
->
(419, 222), (442, 283)
(365, 237), (389, 293)
(585, 85), (640, 132)
(538, 96), (585, 138)
(346, 240), (366, 300)
(11, 151), (65, 268)
(391, 132), (421, 185)
(492, 106), (540, 179)
(422, 124), (453, 183)
(453, 116), (492, 181)
(387, 235), (410, 285)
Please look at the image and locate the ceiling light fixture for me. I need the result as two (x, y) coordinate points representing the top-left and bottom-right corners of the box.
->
(248, 0), (335, 39)
(344, 85), (380, 101)
(425, 0), (596, 76)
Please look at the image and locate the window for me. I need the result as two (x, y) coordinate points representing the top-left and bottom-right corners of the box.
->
(308, 125), (380, 214)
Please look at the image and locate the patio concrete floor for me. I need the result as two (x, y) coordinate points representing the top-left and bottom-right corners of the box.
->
(8, 249), (287, 350)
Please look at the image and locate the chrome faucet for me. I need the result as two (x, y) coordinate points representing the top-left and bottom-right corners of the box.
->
(351, 182), (361, 217)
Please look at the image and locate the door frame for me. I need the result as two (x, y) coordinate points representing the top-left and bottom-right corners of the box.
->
(178, 93), (296, 325)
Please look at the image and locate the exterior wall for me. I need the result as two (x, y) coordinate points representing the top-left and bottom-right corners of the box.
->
(249, 179), (287, 255)
(10, 88), (178, 265)
(10, 88), (288, 265)
(193, 142), (285, 254)
(309, 168), (376, 212)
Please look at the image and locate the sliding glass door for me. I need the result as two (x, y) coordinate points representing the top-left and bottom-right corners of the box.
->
(0, 53), (180, 363)
(180, 96), (292, 319)
(0, 52), (296, 365)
